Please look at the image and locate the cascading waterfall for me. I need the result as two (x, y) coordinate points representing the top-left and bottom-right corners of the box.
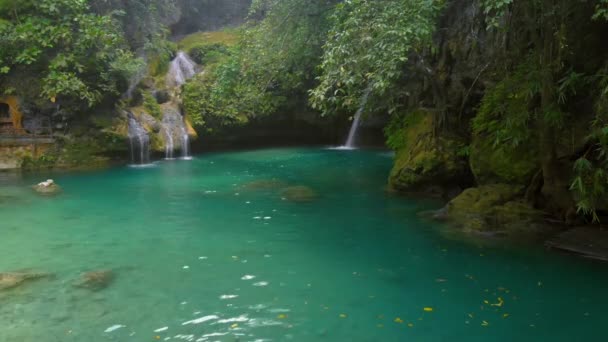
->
(128, 116), (151, 165)
(167, 51), (196, 88)
(344, 87), (372, 149)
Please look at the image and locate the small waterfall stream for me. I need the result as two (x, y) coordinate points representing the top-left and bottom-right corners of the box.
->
(180, 122), (191, 159)
(163, 127), (175, 160)
(343, 88), (372, 149)
(128, 116), (151, 165)
(167, 51), (196, 88)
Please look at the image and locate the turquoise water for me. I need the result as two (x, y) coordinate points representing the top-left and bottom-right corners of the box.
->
(0, 148), (606, 342)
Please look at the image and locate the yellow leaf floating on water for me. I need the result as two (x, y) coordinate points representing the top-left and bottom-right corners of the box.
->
(491, 297), (504, 307)
(503, 313), (510, 318)
(230, 323), (238, 329)
(481, 320), (489, 327)
(277, 314), (288, 319)
(407, 323), (414, 328)
(423, 307), (433, 312)
(394, 317), (404, 324)
(339, 314), (347, 318)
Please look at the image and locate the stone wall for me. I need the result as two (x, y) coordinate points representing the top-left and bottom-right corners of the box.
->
(0, 138), (54, 170)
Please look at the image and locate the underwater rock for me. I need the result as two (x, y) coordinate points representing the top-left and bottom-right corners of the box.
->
(241, 179), (288, 191)
(280, 186), (318, 202)
(0, 271), (52, 291)
(32, 179), (62, 195)
(74, 270), (115, 291)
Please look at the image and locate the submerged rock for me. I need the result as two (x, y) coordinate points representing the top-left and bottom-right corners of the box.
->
(241, 179), (288, 191)
(280, 186), (318, 202)
(0, 271), (52, 291)
(32, 179), (61, 195)
(74, 270), (115, 291)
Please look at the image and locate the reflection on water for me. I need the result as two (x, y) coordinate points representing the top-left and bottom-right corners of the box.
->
(0, 148), (607, 342)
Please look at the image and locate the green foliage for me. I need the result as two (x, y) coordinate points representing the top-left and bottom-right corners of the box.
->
(593, 0), (608, 20)
(571, 68), (608, 221)
(481, 0), (512, 28)
(473, 59), (539, 148)
(310, 0), (443, 115)
(384, 112), (420, 150)
(183, 48), (279, 130)
(0, 0), (140, 110)
(142, 91), (162, 119)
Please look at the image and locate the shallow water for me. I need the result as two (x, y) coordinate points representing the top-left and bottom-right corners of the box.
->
(0, 148), (606, 342)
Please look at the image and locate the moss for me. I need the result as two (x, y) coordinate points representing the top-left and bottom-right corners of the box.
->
(388, 110), (469, 194)
(21, 154), (57, 170)
(143, 91), (162, 119)
(178, 30), (239, 53)
(445, 184), (545, 234)
(470, 134), (539, 185)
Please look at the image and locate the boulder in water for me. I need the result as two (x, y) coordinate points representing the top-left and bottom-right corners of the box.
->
(32, 179), (61, 195)
(74, 270), (115, 291)
(280, 186), (318, 202)
(0, 271), (52, 291)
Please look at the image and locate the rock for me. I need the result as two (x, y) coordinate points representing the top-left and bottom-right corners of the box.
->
(32, 179), (62, 195)
(546, 226), (608, 261)
(280, 186), (318, 202)
(241, 179), (288, 191)
(0, 271), (52, 291)
(74, 270), (115, 291)
(388, 111), (471, 197)
(443, 184), (546, 235)
(469, 134), (539, 185)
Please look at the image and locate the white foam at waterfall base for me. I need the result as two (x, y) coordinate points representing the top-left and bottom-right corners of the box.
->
(167, 51), (196, 88)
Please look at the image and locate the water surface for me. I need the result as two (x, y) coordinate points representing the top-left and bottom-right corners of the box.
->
(0, 148), (605, 341)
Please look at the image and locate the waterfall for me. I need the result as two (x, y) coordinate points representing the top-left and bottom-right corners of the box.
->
(163, 127), (174, 160)
(161, 104), (192, 160)
(128, 116), (151, 165)
(167, 51), (196, 88)
(344, 88), (372, 148)
(180, 121), (191, 160)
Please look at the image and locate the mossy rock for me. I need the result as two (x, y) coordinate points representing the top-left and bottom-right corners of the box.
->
(444, 184), (545, 234)
(388, 111), (470, 196)
(469, 135), (539, 185)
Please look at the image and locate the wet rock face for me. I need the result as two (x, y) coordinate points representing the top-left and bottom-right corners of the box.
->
(32, 179), (61, 195)
(280, 186), (318, 203)
(74, 270), (115, 291)
(388, 111), (471, 198)
(0, 271), (51, 291)
(469, 135), (539, 186)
